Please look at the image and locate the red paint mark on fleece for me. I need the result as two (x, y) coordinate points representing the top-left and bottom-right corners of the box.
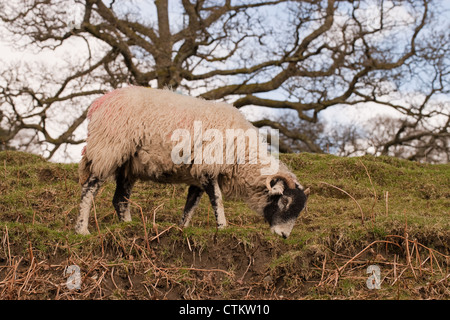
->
(87, 88), (123, 119)
(81, 146), (86, 156)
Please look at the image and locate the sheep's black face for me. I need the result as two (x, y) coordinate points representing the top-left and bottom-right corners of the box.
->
(263, 183), (309, 239)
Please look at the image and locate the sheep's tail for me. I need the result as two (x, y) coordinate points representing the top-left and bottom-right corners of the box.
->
(79, 147), (91, 185)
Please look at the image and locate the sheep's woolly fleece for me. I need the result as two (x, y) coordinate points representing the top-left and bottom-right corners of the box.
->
(80, 86), (295, 208)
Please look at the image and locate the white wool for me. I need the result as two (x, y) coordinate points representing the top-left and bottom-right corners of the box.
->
(82, 86), (298, 214)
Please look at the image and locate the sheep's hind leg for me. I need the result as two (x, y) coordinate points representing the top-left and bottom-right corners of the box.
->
(112, 167), (135, 222)
(180, 185), (204, 228)
(202, 178), (227, 229)
(75, 176), (104, 235)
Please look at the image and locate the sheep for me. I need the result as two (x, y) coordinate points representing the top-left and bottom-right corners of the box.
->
(75, 86), (310, 238)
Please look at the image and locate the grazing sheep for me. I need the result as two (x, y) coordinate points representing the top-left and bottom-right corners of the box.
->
(76, 86), (309, 238)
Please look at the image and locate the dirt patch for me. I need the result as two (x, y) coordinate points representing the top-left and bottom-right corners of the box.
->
(1, 224), (448, 300)
(38, 168), (57, 182)
(0, 227), (306, 299)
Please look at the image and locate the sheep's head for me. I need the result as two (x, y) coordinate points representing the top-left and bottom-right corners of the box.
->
(263, 174), (310, 239)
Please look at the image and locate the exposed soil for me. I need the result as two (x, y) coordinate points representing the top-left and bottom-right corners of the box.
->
(1, 223), (448, 300)
(0, 151), (449, 300)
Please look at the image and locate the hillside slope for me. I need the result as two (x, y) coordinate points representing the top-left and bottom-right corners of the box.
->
(0, 151), (449, 299)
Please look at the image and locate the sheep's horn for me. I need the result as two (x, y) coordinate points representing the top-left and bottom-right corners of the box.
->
(304, 187), (310, 196)
(266, 174), (296, 191)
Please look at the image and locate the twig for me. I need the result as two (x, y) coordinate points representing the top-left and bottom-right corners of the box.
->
(385, 191), (389, 216)
(414, 239), (422, 275)
(3, 159), (6, 180)
(319, 181), (365, 225)
(393, 254), (397, 285)
(127, 274), (134, 290)
(403, 216), (416, 279)
(127, 197), (151, 251)
(437, 273), (450, 284)
(385, 235), (449, 258)
(238, 256), (253, 284)
(147, 266), (234, 279)
(319, 253), (327, 286)
(430, 250), (443, 275)
(150, 224), (183, 242)
(359, 160), (377, 223)
(186, 236), (192, 252)
(105, 227), (127, 254)
(18, 212), (34, 261)
(151, 203), (165, 243)
(4, 225), (12, 266)
(18, 257), (36, 298)
(327, 239), (401, 284)
(92, 199), (104, 256)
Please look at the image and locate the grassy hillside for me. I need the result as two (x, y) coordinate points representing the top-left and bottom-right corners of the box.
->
(0, 151), (448, 300)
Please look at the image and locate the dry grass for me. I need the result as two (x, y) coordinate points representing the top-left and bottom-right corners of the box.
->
(0, 151), (449, 299)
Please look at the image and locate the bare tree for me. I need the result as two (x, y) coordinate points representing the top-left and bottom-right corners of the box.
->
(253, 113), (328, 153)
(313, 112), (450, 163)
(0, 0), (448, 161)
(369, 114), (450, 163)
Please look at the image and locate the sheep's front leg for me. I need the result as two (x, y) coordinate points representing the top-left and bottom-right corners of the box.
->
(180, 185), (204, 228)
(202, 178), (227, 229)
(75, 176), (104, 235)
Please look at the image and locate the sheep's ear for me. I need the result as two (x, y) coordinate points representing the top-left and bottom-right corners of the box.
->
(268, 180), (285, 195)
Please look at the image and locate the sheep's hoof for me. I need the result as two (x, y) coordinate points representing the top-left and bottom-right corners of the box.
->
(75, 228), (90, 236)
(179, 219), (189, 228)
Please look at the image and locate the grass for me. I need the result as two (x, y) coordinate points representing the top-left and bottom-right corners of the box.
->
(0, 150), (449, 299)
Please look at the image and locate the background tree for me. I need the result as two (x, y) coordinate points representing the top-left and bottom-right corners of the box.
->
(277, 113), (450, 163)
(0, 0), (448, 162)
